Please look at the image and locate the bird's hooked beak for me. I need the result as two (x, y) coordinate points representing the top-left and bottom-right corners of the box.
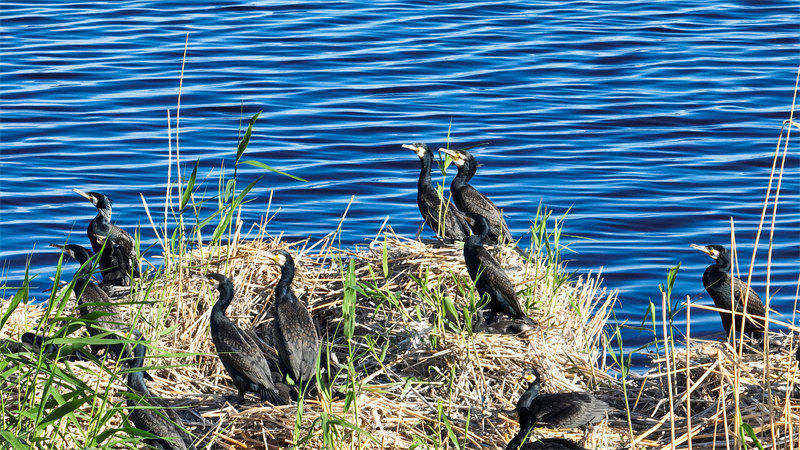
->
(73, 189), (93, 201)
(690, 243), (719, 259)
(438, 147), (464, 165)
(523, 371), (536, 383)
(269, 252), (287, 267)
(49, 243), (72, 258)
(402, 143), (427, 158)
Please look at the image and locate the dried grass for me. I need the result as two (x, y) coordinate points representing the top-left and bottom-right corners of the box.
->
(2, 217), (627, 448)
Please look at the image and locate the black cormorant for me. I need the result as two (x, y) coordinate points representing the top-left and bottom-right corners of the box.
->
(74, 189), (140, 286)
(440, 147), (512, 245)
(270, 251), (320, 395)
(126, 334), (195, 450)
(403, 143), (471, 242)
(52, 243), (129, 355)
(50, 241), (121, 292)
(508, 438), (587, 450)
(690, 244), (766, 339)
(463, 215), (526, 326)
(18, 332), (90, 362)
(206, 272), (284, 404)
(508, 368), (607, 449)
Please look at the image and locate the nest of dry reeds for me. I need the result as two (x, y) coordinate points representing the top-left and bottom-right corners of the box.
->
(4, 218), (799, 449)
(1, 220), (628, 449)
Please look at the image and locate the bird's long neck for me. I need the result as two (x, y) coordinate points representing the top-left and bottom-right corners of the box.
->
(127, 370), (150, 397)
(714, 255), (731, 273)
(467, 216), (489, 246)
(94, 206), (112, 227)
(451, 160), (476, 190)
(211, 280), (234, 319)
(275, 260), (296, 301)
(70, 253), (94, 286)
(517, 380), (540, 408)
(464, 235), (482, 254)
(417, 152), (433, 192)
(72, 276), (91, 298)
(506, 427), (532, 450)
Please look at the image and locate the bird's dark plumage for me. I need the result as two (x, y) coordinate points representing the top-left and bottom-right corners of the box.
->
(18, 331), (90, 362)
(74, 189), (140, 286)
(403, 143), (471, 242)
(126, 334), (195, 450)
(52, 243), (129, 346)
(463, 215), (525, 325)
(691, 244), (766, 339)
(508, 367), (607, 449)
(271, 251), (320, 394)
(207, 272), (284, 404)
(441, 147), (512, 245)
(512, 438), (587, 450)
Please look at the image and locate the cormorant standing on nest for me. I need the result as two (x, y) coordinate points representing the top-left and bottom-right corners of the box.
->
(206, 272), (284, 404)
(271, 251), (320, 395)
(463, 215), (526, 326)
(440, 147), (512, 245)
(51, 243), (129, 355)
(690, 244), (766, 339)
(508, 368), (607, 449)
(508, 438), (586, 450)
(402, 143), (471, 242)
(74, 189), (139, 286)
(126, 333), (195, 450)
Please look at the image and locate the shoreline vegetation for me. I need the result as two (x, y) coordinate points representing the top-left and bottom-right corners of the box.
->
(1, 54), (799, 448)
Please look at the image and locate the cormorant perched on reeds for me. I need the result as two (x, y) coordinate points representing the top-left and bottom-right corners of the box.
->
(51, 243), (129, 354)
(508, 438), (586, 450)
(690, 244), (766, 339)
(402, 143), (471, 242)
(206, 272), (284, 404)
(270, 251), (320, 395)
(126, 333), (195, 450)
(74, 189), (139, 286)
(440, 147), (512, 245)
(463, 215), (526, 326)
(508, 368), (607, 450)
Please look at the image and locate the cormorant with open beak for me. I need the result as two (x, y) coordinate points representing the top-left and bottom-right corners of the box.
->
(270, 251), (320, 396)
(206, 272), (284, 404)
(402, 143), (471, 242)
(439, 147), (512, 245)
(463, 214), (526, 326)
(690, 244), (766, 339)
(74, 189), (140, 286)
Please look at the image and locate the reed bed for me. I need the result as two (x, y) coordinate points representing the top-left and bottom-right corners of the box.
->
(1, 207), (628, 448)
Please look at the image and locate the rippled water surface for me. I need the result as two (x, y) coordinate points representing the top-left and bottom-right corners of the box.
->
(2, 1), (798, 350)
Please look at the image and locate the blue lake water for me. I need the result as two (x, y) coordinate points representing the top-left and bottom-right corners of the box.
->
(1, 1), (798, 353)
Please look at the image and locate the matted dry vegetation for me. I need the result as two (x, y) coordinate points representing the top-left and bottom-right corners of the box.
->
(2, 214), (626, 448)
(4, 209), (799, 449)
